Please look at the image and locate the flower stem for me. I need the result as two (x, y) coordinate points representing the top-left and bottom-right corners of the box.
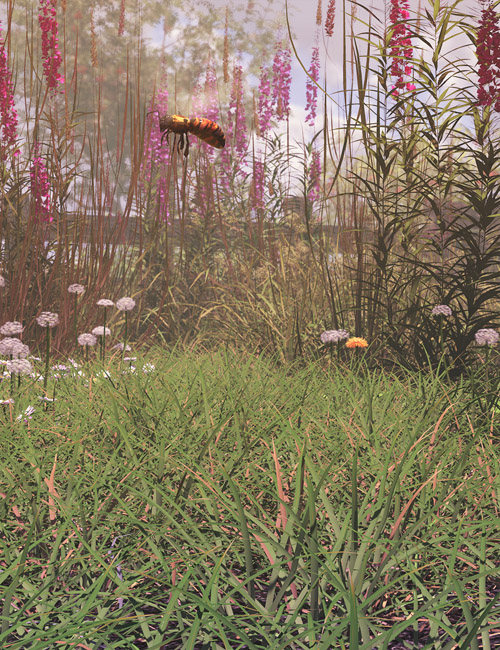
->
(44, 325), (50, 390)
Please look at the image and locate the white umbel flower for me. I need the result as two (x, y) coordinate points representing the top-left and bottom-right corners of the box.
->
(116, 297), (136, 311)
(0, 321), (23, 336)
(92, 326), (111, 337)
(474, 328), (499, 346)
(36, 312), (59, 327)
(78, 333), (97, 346)
(68, 283), (86, 294)
(6, 358), (33, 375)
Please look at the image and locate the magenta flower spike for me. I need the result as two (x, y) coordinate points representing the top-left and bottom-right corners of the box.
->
(325, 0), (336, 37)
(0, 21), (19, 149)
(272, 40), (292, 121)
(30, 146), (52, 223)
(38, 0), (64, 92)
(387, 0), (414, 97)
(257, 63), (273, 136)
(305, 33), (320, 127)
(141, 82), (170, 222)
(308, 149), (322, 202)
(477, 1), (500, 111)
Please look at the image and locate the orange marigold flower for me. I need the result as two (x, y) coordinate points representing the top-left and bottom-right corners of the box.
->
(345, 337), (368, 349)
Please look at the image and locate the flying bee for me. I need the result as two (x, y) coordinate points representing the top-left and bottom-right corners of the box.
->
(150, 113), (225, 158)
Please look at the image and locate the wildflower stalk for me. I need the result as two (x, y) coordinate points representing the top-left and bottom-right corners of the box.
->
(36, 312), (58, 390)
(44, 326), (51, 390)
(102, 311), (107, 362)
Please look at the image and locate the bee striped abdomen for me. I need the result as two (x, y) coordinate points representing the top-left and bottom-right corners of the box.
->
(157, 114), (225, 155)
(187, 117), (225, 149)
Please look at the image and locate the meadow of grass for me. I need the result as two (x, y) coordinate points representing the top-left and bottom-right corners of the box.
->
(0, 343), (498, 649)
(1, 0), (500, 647)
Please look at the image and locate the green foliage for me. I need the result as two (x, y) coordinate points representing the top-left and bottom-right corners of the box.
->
(0, 348), (498, 648)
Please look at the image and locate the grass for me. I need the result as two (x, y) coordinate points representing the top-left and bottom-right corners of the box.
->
(1, 0), (500, 646)
(0, 344), (498, 649)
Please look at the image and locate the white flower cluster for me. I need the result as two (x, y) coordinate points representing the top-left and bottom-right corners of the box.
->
(320, 329), (350, 344)
(0, 337), (30, 358)
(36, 312), (59, 328)
(6, 358), (33, 375)
(474, 328), (499, 346)
(116, 297), (136, 311)
(92, 326), (111, 337)
(0, 321), (23, 336)
(431, 304), (452, 317)
(78, 333), (97, 347)
(68, 284), (86, 295)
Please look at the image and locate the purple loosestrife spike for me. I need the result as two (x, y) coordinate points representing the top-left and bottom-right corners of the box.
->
(204, 61), (220, 124)
(305, 33), (320, 127)
(38, 0), (64, 92)
(308, 149), (322, 202)
(0, 22), (19, 149)
(475, 328), (499, 346)
(431, 304), (452, 317)
(30, 148), (52, 222)
(223, 7), (230, 84)
(230, 64), (247, 157)
(388, 0), (413, 97)
(325, 0), (336, 36)
(118, 0), (126, 36)
(220, 63), (247, 190)
(477, 2), (500, 111)
(90, 6), (98, 68)
(140, 82), (170, 222)
(257, 63), (273, 136)
(272, 40), (292, 121)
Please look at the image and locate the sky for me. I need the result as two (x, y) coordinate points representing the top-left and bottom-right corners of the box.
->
(146, 0), (483, 147)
